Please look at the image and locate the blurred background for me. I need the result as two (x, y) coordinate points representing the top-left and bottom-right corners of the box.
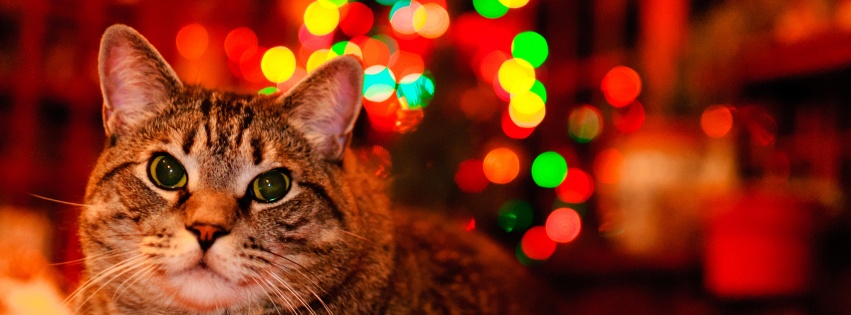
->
(2, 0), (851, 314)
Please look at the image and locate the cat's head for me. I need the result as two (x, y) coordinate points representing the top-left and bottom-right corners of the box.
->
(80, 24), (374, 312)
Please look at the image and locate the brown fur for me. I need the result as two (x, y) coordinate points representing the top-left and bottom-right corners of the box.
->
(76, 24), (556, 314)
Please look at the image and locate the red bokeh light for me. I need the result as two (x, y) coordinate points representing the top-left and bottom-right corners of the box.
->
(501, 109), (535, 139)
(176, 23), (209, 60)
(340, 2), (374, 37)
(455, 159), (489, 193)
(701, 105), (734, 138)
(545, 208), (582, 243)
(613, 101), (645, 133)
(239, 46), (267, 83)
(476, 50), (510, 84)
(224, 27), (258, 62)
(601, 66), (642, 108)
(521, 226), (557, 260)
(555, 168), (594, 204)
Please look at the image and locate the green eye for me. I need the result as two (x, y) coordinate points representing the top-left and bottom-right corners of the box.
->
(250, 170), (291, 203)
(148, 154), (188, 190)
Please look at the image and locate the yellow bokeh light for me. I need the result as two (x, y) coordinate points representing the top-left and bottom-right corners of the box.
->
(326, 41), (364, 59)
(306, 49), (330, 73)
(508, 94), (546, 128)
(498, 58), (535, 95)
(304, 1), (340, 36)
(261, 46), (296, 83)
(498, 0), (530, 9)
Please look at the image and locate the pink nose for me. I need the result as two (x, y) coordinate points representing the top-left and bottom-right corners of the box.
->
(187, 223), (228, 251)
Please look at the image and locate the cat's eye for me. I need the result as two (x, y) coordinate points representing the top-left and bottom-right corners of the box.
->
(250, 169), (291, 203)
(148, 154), (188, 190)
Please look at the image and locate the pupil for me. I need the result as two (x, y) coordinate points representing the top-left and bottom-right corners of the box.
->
(156, 156), (184, 187)
(257, 171), (288, 201)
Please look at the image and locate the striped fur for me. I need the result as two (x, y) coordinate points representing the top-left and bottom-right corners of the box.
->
(77, 25), (555, 315)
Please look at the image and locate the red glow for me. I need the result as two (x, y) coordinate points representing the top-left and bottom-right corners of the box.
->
(388, 50), (425, 79)
(545, 208), (582, 243)
(594, 148), (623, 184)
(601, 66), (642, 108)
(363, 97), (401, 133)
(340, 2), (374, 37)
(521, 226), (557, 260)
(613, 101), (645, 133)
(455, 159), (489, 193)
(748, 110), (776, 146)
(224, 27), (258, 62)
(501, 109), (535, 139)
(476, 50), (510, 84)
(555, 168), (594, 204)
(239, 47), (267, 83)
(465, 218), (476, 231)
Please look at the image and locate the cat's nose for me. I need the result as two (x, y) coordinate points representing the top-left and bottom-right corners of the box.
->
(187, 223), (229, 251)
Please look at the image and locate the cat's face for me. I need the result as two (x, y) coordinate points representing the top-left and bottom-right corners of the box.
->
(79, 25), (365, 312)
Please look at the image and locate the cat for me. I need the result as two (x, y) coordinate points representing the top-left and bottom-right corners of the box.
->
(75, 24), (558, 314)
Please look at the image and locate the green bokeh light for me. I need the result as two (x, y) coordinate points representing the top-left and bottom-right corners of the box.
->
(258, 86), (279, 95)
(531, 151), (568, 188)
(376, 0), (402, 6)
(322, 0), (348, 7)
(511, 31), (549, 68)
(473, 0), (509, 19)
(498, 200), (533, 233)
(331, 40), (351, 56)
(529, 79), (547, 103)
(397, 73), (435, 110)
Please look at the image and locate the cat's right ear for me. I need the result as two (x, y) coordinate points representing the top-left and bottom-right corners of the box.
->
(98, 24), (182, 138)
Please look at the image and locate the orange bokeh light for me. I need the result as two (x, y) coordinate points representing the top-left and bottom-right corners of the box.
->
(388, 50), (425, 80)
(594, 148), (624, 185)
(176, 23), (209, 60)
(483, 147), (520, 184)
(224, 27), (258, 62)
(601, 66), (642, 108)
(702, 105), (734, 138)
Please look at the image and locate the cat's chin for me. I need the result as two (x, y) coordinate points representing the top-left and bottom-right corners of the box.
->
(161, 266), (249, 311)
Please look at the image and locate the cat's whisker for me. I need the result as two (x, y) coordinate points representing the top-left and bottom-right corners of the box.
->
(262, 256), (332, 313)
(65, 254), (146, 309)
(112, 264), (156, 300)
(340, 230), (368, 243)
(266, 270), (316, 315)
(49, 249), (129, 266)
(249, 272), (284, 315)
(254, 270), (296, 314)
(73, 256), (149, 313)
(29, 193), (95, 207)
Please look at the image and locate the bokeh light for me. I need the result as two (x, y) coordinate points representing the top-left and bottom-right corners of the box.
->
(498, 199), (534, 233)
(511, 31), (548, 68)
(299, 24), (335, 51)
(328, 40), (364, 60)
(594, 148), (624, 184)
(531, 151), (568, 188)
(389, 50), (425, 80)
(501, 109), (536, 139)
(306, 49), (331, 73)
(176, 23), (209, 60)
(508, 91), (546, 128)
(568, 105), (603, 143)
(340, 2), (374, 37)
(521, 226), (557, 260)
(304, 0), (340, 36)
(613, 101), (645, 133)
(413, 3), (451, 38)
(473, 0), (509, 19)
(360, 37), (392, 67)
(702, 105), (734, 138)
(260, 46), (297, 83)
(498, 58), (536, 94)
(601, 66), (642, 107)
(390, 1), (418, 36)
(529, 80), (548, 103)
(363, 65), (397, 102)
(455, 159), (488, 193)
(555, 168), (594, 204)
(224, 27), (258, 62)
(258, 86), (279, 95)
(320, 0), (347, 7)
(397, 73), (435, 109)
(477, 50), (510, 84)
(546, 208), (582, 243)
(240, 46), (268, 83)
(498, 0), (530, 9)
(363, 97), (401, 132)
(483, 147), (520, 184)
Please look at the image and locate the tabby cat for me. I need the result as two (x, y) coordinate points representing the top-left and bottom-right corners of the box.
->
(76, 24), (556, 314)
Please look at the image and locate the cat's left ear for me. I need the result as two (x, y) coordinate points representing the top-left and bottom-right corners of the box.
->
(281, 56), (363, 163)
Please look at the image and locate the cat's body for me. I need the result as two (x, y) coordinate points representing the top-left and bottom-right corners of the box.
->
(76, 25), (555, 314)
